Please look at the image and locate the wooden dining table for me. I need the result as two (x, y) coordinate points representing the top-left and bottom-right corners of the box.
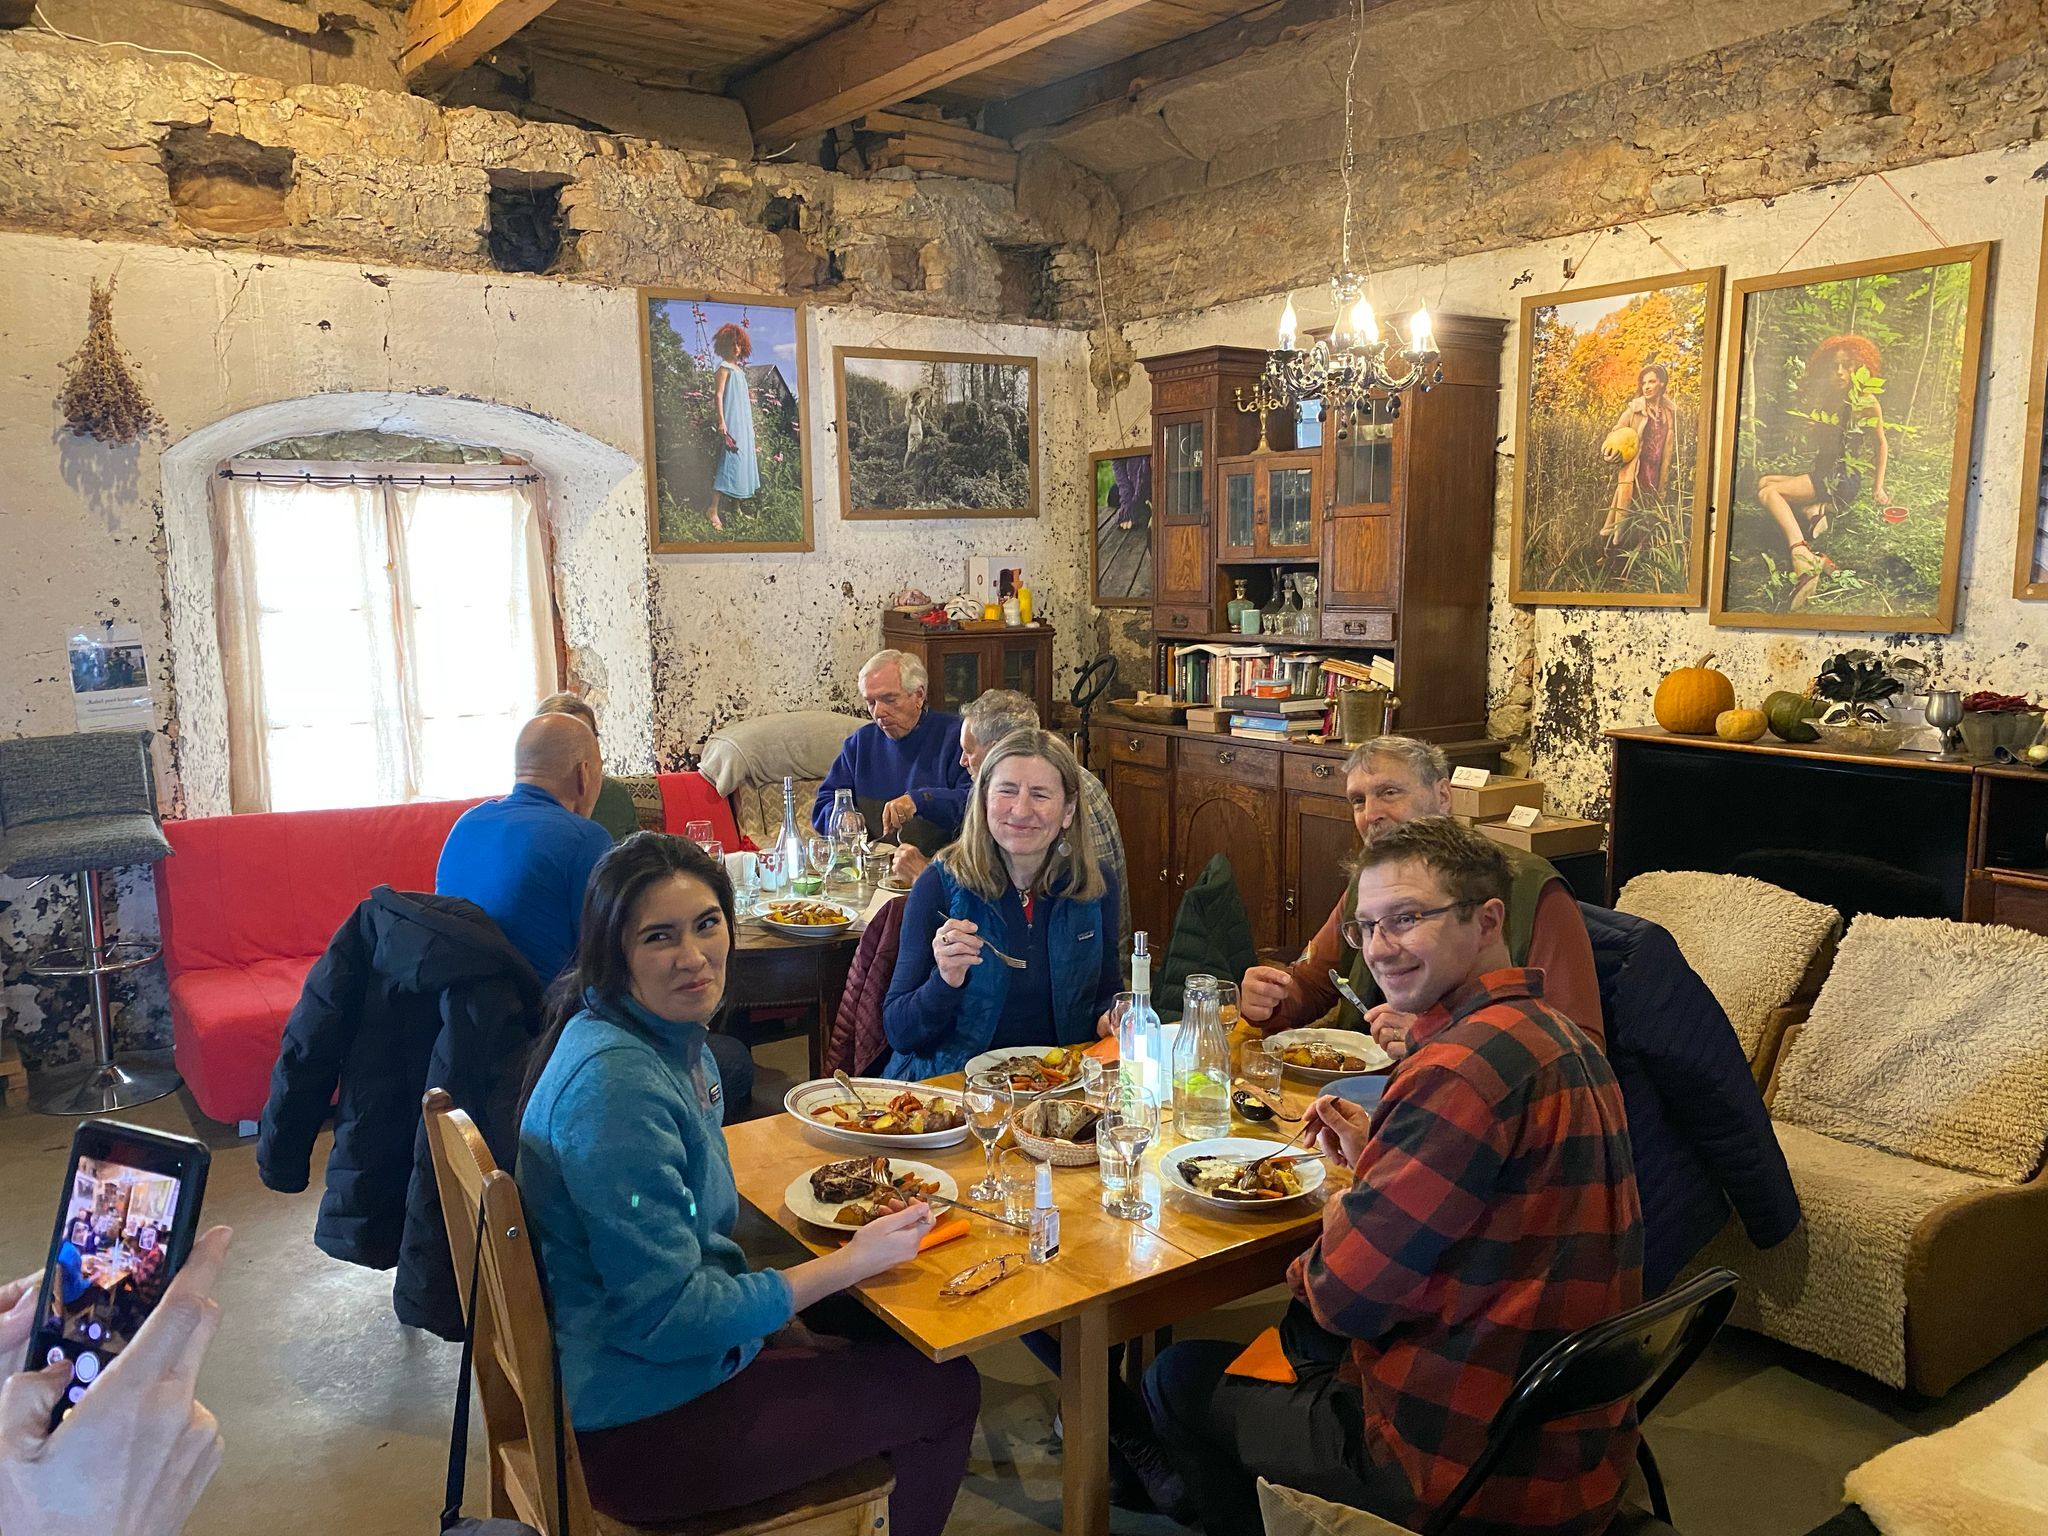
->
(725, 1083), (1342, 1536)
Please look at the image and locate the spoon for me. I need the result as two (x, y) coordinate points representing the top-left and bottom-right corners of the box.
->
(831, 1070), (867, 1108)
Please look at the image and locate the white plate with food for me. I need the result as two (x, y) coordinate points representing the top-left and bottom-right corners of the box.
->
(1164, 1137), (1327, 1210)
(963, 1044), (1088, 1096)
(756, 898), (857, 938)
(784, 1078), (970, 1149)
(784, 1155), (958, 1231)
(1263, 1028), (1391, 1082)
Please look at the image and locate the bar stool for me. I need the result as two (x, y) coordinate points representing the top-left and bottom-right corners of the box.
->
(0, 730), (178, 1114)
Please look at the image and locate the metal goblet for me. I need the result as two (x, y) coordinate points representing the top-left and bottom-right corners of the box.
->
(1926, 689), (1964, 757)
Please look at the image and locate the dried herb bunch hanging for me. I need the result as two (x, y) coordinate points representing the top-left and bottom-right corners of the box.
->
(58, 279), (165, 445)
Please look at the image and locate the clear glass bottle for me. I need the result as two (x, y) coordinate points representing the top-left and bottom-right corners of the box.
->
(830, 787), (867, 884)
(1294, 572), (1319, 637)
(1225, 578), (1253, 632)
(1260, 586), (1285, 635)
(1174, 980), (1233, 1140)
(1117, 932), (1164, 1111)
(1281, 577), (1304, 637)
(769, 775), (805, 894)
(1026, 1161), (1060, 1263)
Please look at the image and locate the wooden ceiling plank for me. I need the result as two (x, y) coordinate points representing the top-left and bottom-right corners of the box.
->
(735, 0), (1157, 146)
(402, 0), (568, 83)
(983, 0), (1388, 139)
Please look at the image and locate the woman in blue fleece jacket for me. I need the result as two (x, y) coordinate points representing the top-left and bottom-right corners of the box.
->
(516, 834), (980, 1533)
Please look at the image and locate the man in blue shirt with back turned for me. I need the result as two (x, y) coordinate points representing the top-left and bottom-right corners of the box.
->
(811, 649), (969, 855)
(437, 712), (613, 983)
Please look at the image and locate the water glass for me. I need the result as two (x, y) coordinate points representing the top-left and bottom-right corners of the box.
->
(1000, 1148), (1037, 1225)
(1099, 1094), (1158, 1221)
(964, 1071), (1013, 1202)
(1241, 1039), (1282, 1099)
(756, 843), (786, 893)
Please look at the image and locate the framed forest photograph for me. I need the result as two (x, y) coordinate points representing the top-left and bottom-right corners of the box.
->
(1709, 244), (1990, 632)
(1510, 269), (1722, 606)
(640, 290), (812, 554)
(1091, 449), (1153, 606)
(2016, 203), (2048, 600)
(835, 347), (1037, 519)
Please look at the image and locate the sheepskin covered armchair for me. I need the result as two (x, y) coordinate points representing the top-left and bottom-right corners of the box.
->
(1617, 871), (1841, 1085)
(696, 710), (862, 847)
(1699, 915), (2048, 1396)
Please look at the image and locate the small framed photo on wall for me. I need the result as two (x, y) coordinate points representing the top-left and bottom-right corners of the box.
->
(640, 290), (812, 554)
(835, 348), (1037, 519)
(1709, 243), (1990, 632)
(1090, 449), (1153, 606)
(1509, 269), (1723, 606)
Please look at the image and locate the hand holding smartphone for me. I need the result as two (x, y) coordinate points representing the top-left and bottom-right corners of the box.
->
(22, 1119), (211, 1429)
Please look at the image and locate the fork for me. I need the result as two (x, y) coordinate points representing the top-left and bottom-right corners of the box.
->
(979, 939), (1028, 970)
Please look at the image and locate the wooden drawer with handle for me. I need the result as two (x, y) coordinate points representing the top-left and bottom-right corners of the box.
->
(1174, 738), (1280, 788)
(1321, 610), (1395, 644)
(1102, 728), (1170, 770)
(1154, 605), (1210, 637)
(1284, 753), (1349, 795)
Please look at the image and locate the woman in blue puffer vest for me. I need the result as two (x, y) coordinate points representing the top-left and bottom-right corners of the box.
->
(882, 730), (1122, 1080)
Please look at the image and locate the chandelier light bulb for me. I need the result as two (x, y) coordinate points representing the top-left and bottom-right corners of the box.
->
(1277, 296), (1299, 351)
(1409, 307), (1433, 351)
(1351, 295), (1379, 346)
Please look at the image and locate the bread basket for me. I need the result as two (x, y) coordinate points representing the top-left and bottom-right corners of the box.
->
(1010, 1097), (1101, 1166)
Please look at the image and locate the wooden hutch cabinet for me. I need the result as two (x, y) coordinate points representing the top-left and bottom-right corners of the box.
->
(1091, 322), (1508, 954)
(880, 613), (1054, 723)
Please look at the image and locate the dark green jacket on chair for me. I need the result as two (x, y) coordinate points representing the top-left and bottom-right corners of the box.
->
(1157, 853), (1259, 1016)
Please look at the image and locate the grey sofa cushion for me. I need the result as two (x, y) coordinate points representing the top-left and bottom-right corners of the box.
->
(0, 814), (170, 878)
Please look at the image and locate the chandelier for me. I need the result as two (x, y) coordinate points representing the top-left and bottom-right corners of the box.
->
(1254, 0), (1440, 440)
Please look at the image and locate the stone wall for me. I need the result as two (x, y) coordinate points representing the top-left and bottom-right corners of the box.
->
(1094, 0), (2048, 323)
(1108, 140), (2048, 821)
(0, 33), (1103, 1073)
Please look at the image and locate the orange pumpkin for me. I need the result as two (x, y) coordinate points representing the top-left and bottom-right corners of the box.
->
(1654, 653), (1736, 735)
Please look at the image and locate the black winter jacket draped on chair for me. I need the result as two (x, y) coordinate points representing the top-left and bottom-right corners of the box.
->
(1582, 901), (1802, 1295)
(257, 886), (543, 1338)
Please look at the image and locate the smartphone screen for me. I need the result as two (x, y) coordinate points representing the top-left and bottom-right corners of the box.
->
(26, 1119), (210, 1428)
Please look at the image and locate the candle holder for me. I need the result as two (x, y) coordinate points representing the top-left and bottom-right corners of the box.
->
(1234, 373), (1289, 454)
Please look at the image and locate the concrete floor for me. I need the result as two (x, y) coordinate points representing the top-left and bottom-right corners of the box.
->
(1, 1037), (2040, 1536)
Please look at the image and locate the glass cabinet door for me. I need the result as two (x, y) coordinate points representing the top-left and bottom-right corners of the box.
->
(1332, 416), (1399, 511)
(1265, 464), (1316, 552)
(1222, 466), (1256, 555)
(1000, 642), (1038, 706)
(1161, 418), (1207, 522)
(934, 644), (985, 715)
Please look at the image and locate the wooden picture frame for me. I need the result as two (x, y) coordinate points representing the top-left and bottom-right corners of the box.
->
(640, 289), (813, 555)
(2015, 203), (2048, 600)
(834, 347), (1038, 520)
(1509, 268), (1723, 607)
(1090, 448), (1153, 606)
(1709, 243), (1990, 632)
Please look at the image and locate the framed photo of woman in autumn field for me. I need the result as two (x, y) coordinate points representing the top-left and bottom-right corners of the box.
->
(1510, 269), (1722, 606)
(1710, 244), (1990, 632)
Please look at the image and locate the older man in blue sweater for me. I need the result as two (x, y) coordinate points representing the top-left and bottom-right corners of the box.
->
(810, 649), (968, 853)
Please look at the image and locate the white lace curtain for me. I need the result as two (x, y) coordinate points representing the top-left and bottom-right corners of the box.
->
(211, 465), (557, 813)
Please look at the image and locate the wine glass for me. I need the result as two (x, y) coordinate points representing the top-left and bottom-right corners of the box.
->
(963, 1070), (1014, 1201)
(804, 833), (838, 890)
(1099, 1092), (1158, 1221)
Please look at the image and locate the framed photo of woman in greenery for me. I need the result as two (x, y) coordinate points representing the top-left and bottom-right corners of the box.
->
(1509, 269), (1722, 606)
(834, 348), (1036, 519)
(1709, 244), (1990, 632)
(639, 290), (812, 554)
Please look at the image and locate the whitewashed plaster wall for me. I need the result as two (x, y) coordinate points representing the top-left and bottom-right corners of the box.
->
(1105, 140), (2048, 817)
(647, 306), (1093, 762)
(0, 233), (1096, 1067)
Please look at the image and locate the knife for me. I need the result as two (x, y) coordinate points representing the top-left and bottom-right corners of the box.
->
(1327, 967), (1371, 1017)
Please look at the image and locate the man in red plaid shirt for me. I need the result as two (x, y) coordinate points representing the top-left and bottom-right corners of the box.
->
(1144, 817), (1642, 1534)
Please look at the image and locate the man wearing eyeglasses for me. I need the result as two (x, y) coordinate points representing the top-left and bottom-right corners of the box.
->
(1237, 736), (1601, 1059)
(1142, 817), (1641, 1536)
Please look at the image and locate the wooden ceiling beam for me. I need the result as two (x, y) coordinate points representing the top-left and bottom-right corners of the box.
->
(734, 0), (1156, 148)
(982, 0), (1406, 141)
(401, 0), (564, 87)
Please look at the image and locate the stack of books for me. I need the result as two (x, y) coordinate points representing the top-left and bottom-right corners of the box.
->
(1223, 694), (1327, 740)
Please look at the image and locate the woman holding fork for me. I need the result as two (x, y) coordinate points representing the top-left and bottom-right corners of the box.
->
(881, 731), (1122, 1081)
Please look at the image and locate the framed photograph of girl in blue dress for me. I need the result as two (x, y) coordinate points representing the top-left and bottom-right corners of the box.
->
(639, 290), (812, 554)
(1709, 244), (1990, 632)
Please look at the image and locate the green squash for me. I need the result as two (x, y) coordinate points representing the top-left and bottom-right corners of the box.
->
(1765, 690), (1821, 743)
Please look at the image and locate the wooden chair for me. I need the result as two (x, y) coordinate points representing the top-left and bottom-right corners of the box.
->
(420, 1089), (894, 1536)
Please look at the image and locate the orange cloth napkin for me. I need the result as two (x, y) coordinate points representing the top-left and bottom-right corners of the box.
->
(1224, 1326), (1298, 1384)
(917, 1217), (971, 1252)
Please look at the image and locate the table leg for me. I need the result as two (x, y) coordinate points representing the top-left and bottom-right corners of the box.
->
(1060, 1305), (1111, 1536)
(808, 975), (826, 1080)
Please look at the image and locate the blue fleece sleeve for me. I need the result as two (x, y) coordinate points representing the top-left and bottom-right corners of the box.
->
(544, 1054), (792, 1364)
(912, 783), (969, 834)
(812, 736), (859, 834)
(882, 864), (968, 1055)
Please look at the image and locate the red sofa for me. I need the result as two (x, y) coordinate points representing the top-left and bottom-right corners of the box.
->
(156, 799), (482, 1125)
